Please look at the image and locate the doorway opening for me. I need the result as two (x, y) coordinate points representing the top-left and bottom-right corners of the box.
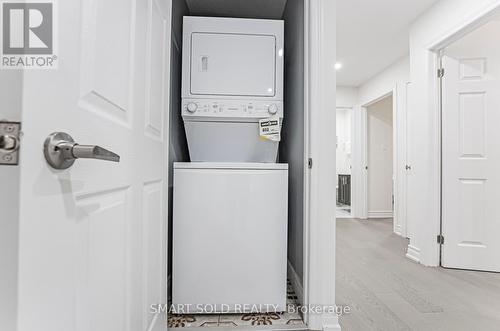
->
(366, 94), (394, 221)
(167, 0), (308, 329)
(336, 107), (353, 218)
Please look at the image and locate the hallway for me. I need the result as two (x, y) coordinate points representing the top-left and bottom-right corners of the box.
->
(336, 219), (500, 331)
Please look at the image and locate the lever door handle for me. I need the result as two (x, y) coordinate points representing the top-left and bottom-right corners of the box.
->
(44, 132), (120, 169)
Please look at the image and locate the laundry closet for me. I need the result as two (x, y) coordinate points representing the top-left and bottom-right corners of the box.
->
(167, 0), (306, 327)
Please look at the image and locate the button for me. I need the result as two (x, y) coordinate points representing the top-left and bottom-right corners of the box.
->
(186, 102), (197, 113)
(268, 104), (278, 115)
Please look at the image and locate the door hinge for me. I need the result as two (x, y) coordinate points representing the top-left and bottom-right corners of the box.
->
(308, 158), (313, 169)
(438, 68), (445, 78)
(437, 234), (445, 244)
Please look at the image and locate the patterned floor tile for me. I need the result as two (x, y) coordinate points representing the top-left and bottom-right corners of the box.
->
(168, 280), (305, 328)
(168, 314), (219, 328)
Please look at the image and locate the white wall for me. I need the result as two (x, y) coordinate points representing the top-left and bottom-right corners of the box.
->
(358, 56), (409, 106)
(407, 0), (500, 266)
(336, 86), (357, 108)
(367, 96), (393, 217)
(0, 71), (22, 331)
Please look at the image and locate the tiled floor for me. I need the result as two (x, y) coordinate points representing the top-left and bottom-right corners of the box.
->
(168, 280), (305, 328)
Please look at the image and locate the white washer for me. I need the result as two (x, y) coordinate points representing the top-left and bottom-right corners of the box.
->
(172, 162), (288, 313)
(181, 17), (284, 163)
(182, 99), (283, 162)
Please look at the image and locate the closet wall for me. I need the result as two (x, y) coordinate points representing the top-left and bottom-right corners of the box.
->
(280, 0), (305, 285)
(168, 0), (190, 277)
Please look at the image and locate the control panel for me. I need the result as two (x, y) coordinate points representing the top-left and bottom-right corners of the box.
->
(182, 99), (284, 119)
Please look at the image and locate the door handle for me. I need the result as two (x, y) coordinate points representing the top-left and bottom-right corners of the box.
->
(44, 132), (120, 170)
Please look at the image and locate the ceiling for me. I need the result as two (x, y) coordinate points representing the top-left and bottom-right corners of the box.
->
(185, 0), (287, 19)
(337, 0), (440, 87)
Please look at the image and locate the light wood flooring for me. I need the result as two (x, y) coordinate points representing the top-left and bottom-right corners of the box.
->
(336, 218), (500, 331)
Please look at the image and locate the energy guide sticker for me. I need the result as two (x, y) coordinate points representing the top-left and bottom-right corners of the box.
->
(259, 116), (281, 142)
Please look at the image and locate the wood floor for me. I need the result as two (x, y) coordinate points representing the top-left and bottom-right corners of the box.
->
(336, 218), (500, 331)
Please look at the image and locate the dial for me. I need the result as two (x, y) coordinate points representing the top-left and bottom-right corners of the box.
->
(268, 104), (278, 115)
(186, 102), (198, 113)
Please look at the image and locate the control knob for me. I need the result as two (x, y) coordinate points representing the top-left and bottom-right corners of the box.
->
(268, 104), (278, 115)
(186, 102), (198, 113)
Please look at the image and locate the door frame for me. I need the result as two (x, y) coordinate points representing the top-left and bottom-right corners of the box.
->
(163, 0), (339, 330)
(422, 3), (500, 267)
(302, 0), (339, 329)
(361, 90), (395, 221)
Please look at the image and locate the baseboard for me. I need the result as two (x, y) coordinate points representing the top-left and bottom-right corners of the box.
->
(308, 313), (341, 331)
(287, 260), (304, 306)
(406, 245), (421, 263)
(322, 314), (341, 331)
(368, 210), (393, 219)
(394, 224), (402, 236)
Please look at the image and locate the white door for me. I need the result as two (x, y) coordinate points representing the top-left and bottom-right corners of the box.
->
(441, 20), (500, 272)
(15, 0), (171, 330)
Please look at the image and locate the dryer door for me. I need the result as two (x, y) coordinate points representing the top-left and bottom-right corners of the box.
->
(190, 33), (277, 97)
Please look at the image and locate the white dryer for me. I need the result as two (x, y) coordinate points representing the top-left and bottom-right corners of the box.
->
(181, 17), (284, 163)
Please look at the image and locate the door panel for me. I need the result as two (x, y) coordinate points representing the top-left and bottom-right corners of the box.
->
(16, 0), (171, 330)
(79, 0), (133, 125)
(190, 33), (276, 96)
(441, 20), (500, 272)
(75, 188), (130, 331)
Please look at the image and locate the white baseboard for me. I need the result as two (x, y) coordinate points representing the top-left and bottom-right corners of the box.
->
(406, 245), (421, 263)
(287, 260), (304, 306)
(308, 313), (341, 331)
(368, 210), (393, 219)
(394, 224), (402, 236)
(322, 314), (341, 331)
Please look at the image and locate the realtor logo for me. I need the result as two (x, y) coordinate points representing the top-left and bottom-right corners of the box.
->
(1, 1), (57, 68)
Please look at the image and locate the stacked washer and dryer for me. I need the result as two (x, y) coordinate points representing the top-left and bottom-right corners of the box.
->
(172, 17), (288, 313)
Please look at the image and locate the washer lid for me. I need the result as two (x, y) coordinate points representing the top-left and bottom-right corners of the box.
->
(174, 162), (288, 170)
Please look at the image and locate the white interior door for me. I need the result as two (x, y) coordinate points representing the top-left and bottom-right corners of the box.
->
(16, 0), (171, 330)
(441, 20), (500, 272)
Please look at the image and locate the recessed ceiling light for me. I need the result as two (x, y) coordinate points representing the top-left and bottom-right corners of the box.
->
(335, 62), (343, 70)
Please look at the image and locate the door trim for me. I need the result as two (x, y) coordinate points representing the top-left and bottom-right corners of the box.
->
(360, 88), (396, 224)
(163, 0), (173, 329)
(303, 0), (340, 330)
